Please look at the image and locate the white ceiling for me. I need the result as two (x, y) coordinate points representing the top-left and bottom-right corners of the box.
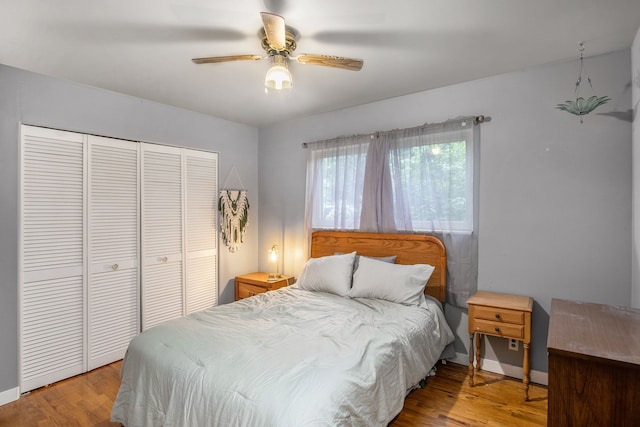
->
(2, 0), (640, 127)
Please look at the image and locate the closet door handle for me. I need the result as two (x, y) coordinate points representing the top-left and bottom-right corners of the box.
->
(112, 264), (119, 271)
(162, 256), (168, 263)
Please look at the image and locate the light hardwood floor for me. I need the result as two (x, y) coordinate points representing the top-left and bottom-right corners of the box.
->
(0, 361), (547, 426)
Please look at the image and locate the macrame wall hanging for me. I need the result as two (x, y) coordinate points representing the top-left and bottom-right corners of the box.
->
(218, 166), (250, 253)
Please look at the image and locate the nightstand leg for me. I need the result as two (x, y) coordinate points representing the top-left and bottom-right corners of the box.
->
(475, 333), (482, 372)
(523, 342), (531, 401)
(468, 333), (475, 386)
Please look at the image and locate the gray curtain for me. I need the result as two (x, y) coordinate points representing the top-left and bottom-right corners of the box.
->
(394, 122), (478, 307)
(360, 134), (396, 232)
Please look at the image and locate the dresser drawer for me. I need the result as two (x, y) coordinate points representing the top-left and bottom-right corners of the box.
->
(472, 319), (524, 339)
(236, 282), (267, 299)
(473, 306), (524, 325)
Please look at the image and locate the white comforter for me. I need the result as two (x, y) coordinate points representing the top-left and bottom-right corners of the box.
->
(111, 287), (454, 427)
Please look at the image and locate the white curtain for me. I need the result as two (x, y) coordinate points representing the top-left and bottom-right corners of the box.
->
(304, 135), (370, 233)
(305, 118), (480, 307)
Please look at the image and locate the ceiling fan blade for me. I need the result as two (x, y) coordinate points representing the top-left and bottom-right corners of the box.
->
(261, 12), (286, 50)
(295, 54), (363, 71)
(192, 55), (263, 64)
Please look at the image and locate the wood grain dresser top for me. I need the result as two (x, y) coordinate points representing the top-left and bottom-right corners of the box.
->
(548, 298), (640, 368)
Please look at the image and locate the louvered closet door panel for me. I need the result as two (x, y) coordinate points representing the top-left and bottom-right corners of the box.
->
(141, 144), (183, 330)
(184, 150), (218, 314)
(87, 136), (139, 370)
(20, 125), (85, 392)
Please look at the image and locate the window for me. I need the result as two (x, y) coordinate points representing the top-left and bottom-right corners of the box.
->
(306, 137), (369, 230)
(390, 134), (473, 232)
(308, 125), (474, 233)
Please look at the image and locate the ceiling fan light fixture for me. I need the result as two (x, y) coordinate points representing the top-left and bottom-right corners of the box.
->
(192, 12), (363, 90)
(265, 55), (292, 92)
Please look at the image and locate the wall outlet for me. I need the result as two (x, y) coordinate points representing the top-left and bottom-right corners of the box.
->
(508, 338), (519, 351)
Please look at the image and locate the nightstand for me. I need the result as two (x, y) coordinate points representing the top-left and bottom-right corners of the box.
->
(467, 291), (533, 400)
(234, 272), (295, 301)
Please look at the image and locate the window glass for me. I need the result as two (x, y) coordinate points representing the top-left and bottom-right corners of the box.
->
(391, 138), (471, 231)
(310, 142), (368, 229)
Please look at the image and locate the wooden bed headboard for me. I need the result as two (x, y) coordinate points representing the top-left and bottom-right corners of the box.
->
(310, 231), (447, 303)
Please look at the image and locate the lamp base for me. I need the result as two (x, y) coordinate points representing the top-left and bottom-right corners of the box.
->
(266, 274), (281, 282)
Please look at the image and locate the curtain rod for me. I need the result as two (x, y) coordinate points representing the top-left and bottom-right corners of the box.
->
(301, 115), (491, 148)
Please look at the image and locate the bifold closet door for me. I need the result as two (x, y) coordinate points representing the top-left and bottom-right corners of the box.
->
(141, 144), (184, 330)
(184, 150), (218, 314)
(87, 136), (139, 370)
(21, 125), (217, 391)
(20, 126), (86, 392)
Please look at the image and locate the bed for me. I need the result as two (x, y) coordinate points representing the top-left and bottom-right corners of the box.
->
(111, 231), (455, 426)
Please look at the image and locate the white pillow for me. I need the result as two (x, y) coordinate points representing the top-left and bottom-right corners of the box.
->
(296, 252), (357, 296)
(350, 256), (435, 306)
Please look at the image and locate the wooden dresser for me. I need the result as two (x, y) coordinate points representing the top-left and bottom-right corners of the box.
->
(547, 298), (640, 427)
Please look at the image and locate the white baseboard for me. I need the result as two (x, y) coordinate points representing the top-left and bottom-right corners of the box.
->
(448, 352), (548, 386)
(0, 386), (20, 406)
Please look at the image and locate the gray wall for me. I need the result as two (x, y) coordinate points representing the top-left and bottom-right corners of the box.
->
(632, 28), (640, 310)
(258, 49), (633, 374)
(0, 64), (259, 395)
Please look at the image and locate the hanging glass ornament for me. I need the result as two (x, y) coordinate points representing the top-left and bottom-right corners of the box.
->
(556, 42), (610, 123)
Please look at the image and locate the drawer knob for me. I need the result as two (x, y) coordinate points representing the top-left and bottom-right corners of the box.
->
(494, 327), (501, 332)
(495, 313), (501, 319)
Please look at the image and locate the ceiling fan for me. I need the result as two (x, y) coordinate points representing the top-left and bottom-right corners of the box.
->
(192, 12), (364, 92)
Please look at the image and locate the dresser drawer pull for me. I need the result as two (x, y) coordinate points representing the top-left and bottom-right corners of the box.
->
(495, 313), (501, 319)
(249, 292), (256, 297)
(495, 327), (501, 332)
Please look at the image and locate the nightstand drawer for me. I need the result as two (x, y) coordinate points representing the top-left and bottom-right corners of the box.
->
(237, 282), (267, 299)
(473, 319), (524, 339)
(474, 306), (524, 325)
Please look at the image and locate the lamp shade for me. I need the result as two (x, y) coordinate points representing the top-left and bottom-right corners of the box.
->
(265, 55), (292, 92)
